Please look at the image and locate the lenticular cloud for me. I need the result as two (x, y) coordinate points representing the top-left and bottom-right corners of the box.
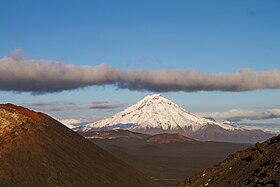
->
(1, 55), (280, 94)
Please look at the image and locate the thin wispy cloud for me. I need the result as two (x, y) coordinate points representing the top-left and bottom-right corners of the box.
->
(198, 108), (280, 121)
(26, 100), (125, 112)
(28, 101), (77, 112)
(1, 54), (280, 94)
(31, 102), (60, 107)
(62, 101), (76, 105)
(88, 101), (126, 110)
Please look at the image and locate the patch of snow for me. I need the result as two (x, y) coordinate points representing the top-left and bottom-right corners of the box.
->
(58, 118), (88, 129)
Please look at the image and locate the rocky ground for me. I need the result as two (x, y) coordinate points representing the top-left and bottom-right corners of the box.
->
(184, 135), (280, 187)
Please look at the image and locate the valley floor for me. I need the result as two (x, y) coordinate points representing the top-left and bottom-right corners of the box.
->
(91, 138), (250, 187)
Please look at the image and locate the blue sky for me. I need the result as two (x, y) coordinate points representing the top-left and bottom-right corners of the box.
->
(0, 0), (280, 132)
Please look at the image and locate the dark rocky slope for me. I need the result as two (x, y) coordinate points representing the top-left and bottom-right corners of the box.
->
(0, 104), (161, 187)
(184, 134), (280, 187)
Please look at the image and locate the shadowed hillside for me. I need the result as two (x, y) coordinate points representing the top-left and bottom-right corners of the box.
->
(0, 104), (161, 187)
(184, 135), (280, 187)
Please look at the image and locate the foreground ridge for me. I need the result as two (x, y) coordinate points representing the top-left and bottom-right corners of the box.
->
(184, 135), (280, 187)
(0, 104), (161, 187)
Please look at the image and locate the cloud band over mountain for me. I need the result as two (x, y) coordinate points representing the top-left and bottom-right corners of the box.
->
(1, 55), (280, 94)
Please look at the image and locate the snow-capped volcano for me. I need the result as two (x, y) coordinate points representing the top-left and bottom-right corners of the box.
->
(80, 94), (272, 143)
(82, 94), (237, 131)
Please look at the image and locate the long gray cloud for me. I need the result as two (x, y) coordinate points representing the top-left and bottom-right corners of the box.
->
(1, 55), (280, 93)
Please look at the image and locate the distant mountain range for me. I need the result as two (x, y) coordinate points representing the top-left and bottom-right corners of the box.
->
(79, 129), (194, 144)
(79, 94), (272, 143)
(79, 129), (149, 140)
(0, 104), (160, 187)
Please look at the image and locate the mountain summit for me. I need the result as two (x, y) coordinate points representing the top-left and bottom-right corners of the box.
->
(80, 94), (271, 143)
(82, 94), (237, 131)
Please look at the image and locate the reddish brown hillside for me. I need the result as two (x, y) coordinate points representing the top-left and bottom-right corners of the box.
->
(4, 103), (44, 122)
(0, 104), (161, 187)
